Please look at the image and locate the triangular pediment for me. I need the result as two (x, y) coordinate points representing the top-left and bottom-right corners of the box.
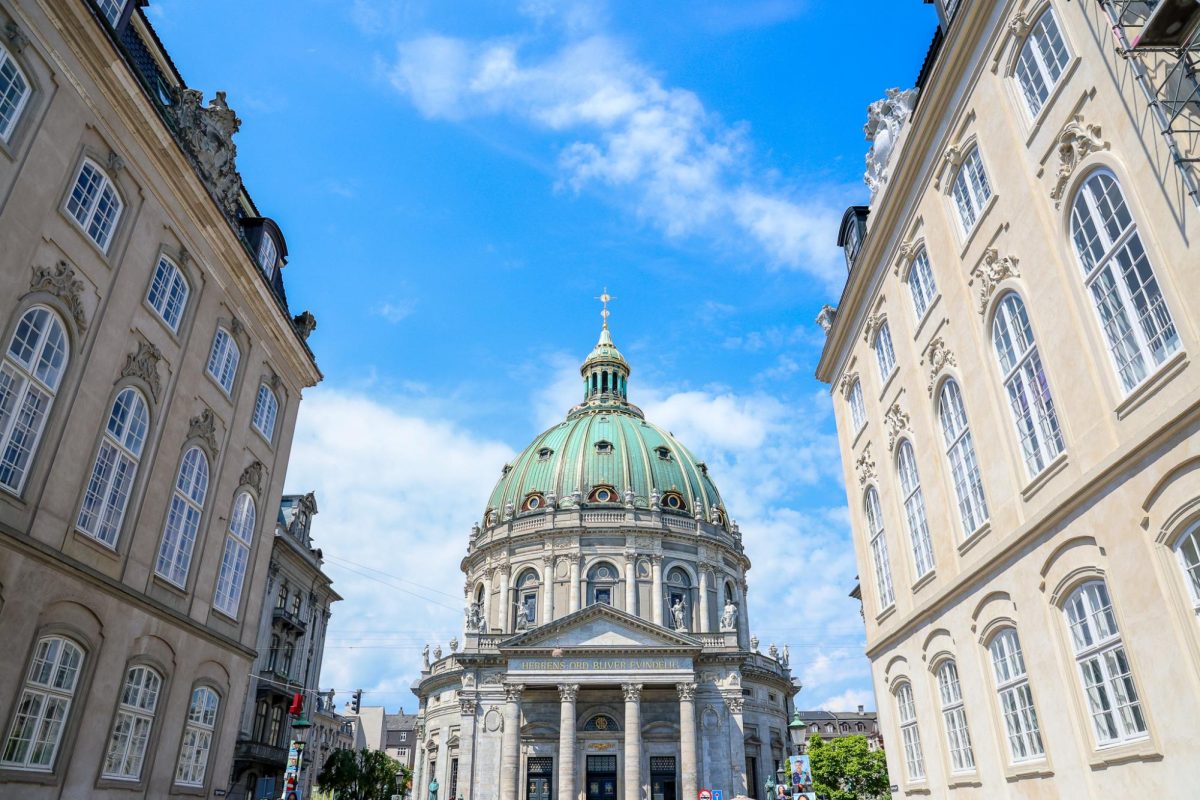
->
(500, 604), (702, 651)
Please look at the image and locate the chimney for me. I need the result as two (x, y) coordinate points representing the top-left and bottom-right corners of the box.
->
(857, 704), (864, 714)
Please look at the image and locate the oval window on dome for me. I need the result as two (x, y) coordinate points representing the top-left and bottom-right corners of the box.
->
(522, 493), (546, 511)
(662, 492), (685, 510)
(589, 485), (617, 504)
(655, 446), (671, 460)
(537, 447), (553, 461)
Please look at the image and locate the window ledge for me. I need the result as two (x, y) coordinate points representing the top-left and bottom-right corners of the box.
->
(912, 295), (942, 341)
(72, 529), (121, 560)
(957, 522), (992, 558)
(1023, 57), (1082, 147)
(1020, 453), (1070, 502)
(901, 783), (931, 796)
(878, 367), (900, 402)
(1088, 738), (1161, 770)
(204, 370), (235, 401)
(1114, 349), (1188, 420)
(143, 298), (184, 343)
(911, 570), (937, 595)
(211, 606), (239, 624)
(947, 774), (982, 789)
(958, 194), (999, 258)
(875, 604), (897, 625)
(151, 572), (188, 596)
(0, 765), (57, 785)
(1003, 760), (1053, 782)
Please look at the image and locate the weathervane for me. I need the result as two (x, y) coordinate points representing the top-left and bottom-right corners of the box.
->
(595, 287), (616, 329)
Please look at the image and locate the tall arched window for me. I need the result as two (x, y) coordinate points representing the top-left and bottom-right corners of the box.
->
(936, 660), (974, 772)
(1015, 8), (1070, 117)
(0, 43), (32, 142)
(992, 293), (1064, 476)
(1174, 520), (1200, 613)
(66, 159), (123, 251)
(1063, 580), (1146, 746)
(864, 487), (895, 610)
(938, 381), (989, 536)
(587, 562), (618, 606)
(988, 628), (1044, 762)
(894, 682), (925, 782)
(515, 569), (539, 627)
(873, 321), (897, 381)
(175, 686), (219, 787)
(251, 384), (278, 441)
(213, 492), (256, 617)
(907, 248), (938, 319)
(848, 379), (866, 432)
(206, 327), (240, 395)
(1, 635), (85, 770)
(951, 147), (992, 232)
(1070, 171), (1179, 392)
(155, 447), (209, 587)
(666, 567), (693, 629)
(77, 387), (149, 546)
(896, 441), (935, 577)
(267, 634), (280, 672)
(146, 255), (189, 332)
(0, 306), (69, 493)
(102, 665), (162, 779)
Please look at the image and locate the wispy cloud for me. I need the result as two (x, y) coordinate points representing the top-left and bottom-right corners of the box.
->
(373, 298), (417, 323)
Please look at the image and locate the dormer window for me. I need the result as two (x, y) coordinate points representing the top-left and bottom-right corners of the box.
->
(595, 440), (613, 455)
(661, 491), (686, 511)
(522, 492), (546, 511)
(655, 446), (671, 460)
(257, 232), (279, 280)
(588, 485), (617, 503)
(537, 447), (553, 461)
(837, 206), (869, 272)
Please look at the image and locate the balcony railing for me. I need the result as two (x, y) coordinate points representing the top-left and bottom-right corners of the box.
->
(272, 606), (308, 633)
(235, 738), (289, 766)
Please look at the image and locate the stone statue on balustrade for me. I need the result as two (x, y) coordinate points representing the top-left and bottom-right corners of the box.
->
(671, 598), (687, 631)
(465, 600), (484, 632)
(720, 601), (738, 632)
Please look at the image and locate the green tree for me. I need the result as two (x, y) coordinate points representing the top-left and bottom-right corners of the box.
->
(316, 748), (407, 800)
(806, 734), (890, 800)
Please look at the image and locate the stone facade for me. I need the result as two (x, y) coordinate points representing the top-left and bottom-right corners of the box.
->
(817, 0), (1200, 796)
(0, 1), (319, 797)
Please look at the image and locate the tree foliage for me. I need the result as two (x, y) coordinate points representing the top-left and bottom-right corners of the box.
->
(806, 734), (890, 800)
(316, 748), (408, 800)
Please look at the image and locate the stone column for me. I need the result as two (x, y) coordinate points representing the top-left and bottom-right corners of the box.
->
(650, 557), (663, 627)
(458, 695), (478, 797)
(482, 572), (493, 633)
(569, 558), (581, 614)
(558, 684), (579, 800)
(698, 568), (710, 633)
(500, 683), (524, 800)
(498, 565), (512, 632)
(724, 695), (747, 795)
(543, 556), (555, 624)
(413, 719), (426, 799)
(624, 553), (637, 615)
(677, 683), (698, 800)
(737, 579), (750, 649)
(622, 683), (642, 800)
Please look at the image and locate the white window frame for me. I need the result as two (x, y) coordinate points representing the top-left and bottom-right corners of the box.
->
(988, 628), (1044, 763)
(251, 384), (278, 441)
(848, 379), (866, 432)
(1, 635), (85, 771)
(873, 321), (897, 382)
(936, 660), (975, 773)
(96, 0), (128, 26)
(992, 293), (1064, 477)
(1014, 7), (1071, 117)
(938, 380), (989, 536)
(0, 306), (69, 495)
(1063, 580), (1147, 747)
(102, 665), (161, 780)
(175, 686), (218, 787)
(154, 447), (209, 587)
(864, 487), (895, 610)
(205, 327), (240, 395)
(1175, 520), (1200, 613)
(257, 233), (278, 280)
(1069, 170), (1179, 393)
(896, 440), (935, 578)
(213, 492), (256, 617)
(146, 255), (189, 333)
(895, 682), (925, 782)
(65, 159), (122, 252)
(906, 248), (938, 320)
(77, 387), (149, 547)
(0, 43), (32, 143)
(950, 147), (992, 234)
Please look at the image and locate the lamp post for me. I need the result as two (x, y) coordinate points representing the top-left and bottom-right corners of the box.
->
(787, 710), (806, 755)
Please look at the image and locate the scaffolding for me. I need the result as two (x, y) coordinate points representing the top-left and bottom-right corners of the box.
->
(1095, 0), (1200, 209)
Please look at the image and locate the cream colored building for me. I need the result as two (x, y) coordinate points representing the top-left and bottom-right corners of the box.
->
(0, 0), (320, 797)
(816, 0), (1200, 796)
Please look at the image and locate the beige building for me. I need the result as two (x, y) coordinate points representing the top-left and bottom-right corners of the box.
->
(0, 1), (320, 797)
(816, 0), (1200, 796)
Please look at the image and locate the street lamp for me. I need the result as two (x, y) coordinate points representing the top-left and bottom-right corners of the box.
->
(787, 710), (806, 754)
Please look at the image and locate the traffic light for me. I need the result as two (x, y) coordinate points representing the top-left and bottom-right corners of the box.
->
(289, 692), (304, 716)
(350, 688), (362, 714)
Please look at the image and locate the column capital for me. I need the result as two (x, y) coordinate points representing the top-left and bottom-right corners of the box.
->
(621, 683), (642, 702)
(676, 682), (697, 701)
(504, 682), (525, 702)
(459, 694), (478, 715)
(649, 554), (664, 565)
(623, 549), (637, 563)
(542, 553), (555, 567)
(558, 683), (580, 702)
(495, 563), (512, 578)
(723, 695), (744, 714)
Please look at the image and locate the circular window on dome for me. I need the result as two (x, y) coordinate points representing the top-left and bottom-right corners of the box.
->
(522, 493), (546, 512)
(661, 492), (685, 511)
(589, 485), (617, 503)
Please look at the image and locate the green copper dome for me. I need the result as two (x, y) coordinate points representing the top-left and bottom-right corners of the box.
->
(484, 322), (727, 526)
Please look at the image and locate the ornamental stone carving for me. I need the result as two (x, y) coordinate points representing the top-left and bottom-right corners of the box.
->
(884, 403), (910, 452)
(855, 443), (877, 487)
(1009, 10), (1035, 38)
(558, 683), (579, 702)
(107, 150), (125, 174)
(724, 696), (744, 715)
(838, 370), (860, 400)
(5, 21), (29, 53)
(292, 311), (317, 342)
(1050, 117), (1108, 206)
(121, 340), (164, 401)
(188, 408), (218, 454)
(169, 88), (243, 219)
(239, 460), (267, 493)
(621, 683), (642, 702)
(863, 312), (887, 345)
(864, 88), (917, 199)
(972, 248), (1021, 314)
(30, 260), (87, 331)
(676, 682), (697, 701)
(503, 683), (525, 702)
(815, 304), (837, 334)
(924, 337), (958, 396)
(458, 694), (477, 715)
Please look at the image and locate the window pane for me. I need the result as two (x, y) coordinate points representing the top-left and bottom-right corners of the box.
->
(0, 48), (31, 140)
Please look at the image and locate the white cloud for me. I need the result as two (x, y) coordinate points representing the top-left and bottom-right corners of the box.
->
(816, 688), (876, 713)
(380, 29), (847, 285)
(374, 298), (417, 323)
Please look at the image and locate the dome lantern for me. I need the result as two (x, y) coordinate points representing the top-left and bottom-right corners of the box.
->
(580, 289), (630, 403)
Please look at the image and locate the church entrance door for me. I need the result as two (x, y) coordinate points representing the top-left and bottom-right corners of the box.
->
(650, 757), (677, 800)
(528, 757), (553, 800)
(586, 755), (617, 800)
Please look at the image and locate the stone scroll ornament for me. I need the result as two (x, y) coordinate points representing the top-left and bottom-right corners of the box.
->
(169, 88), (243, 220)
(188, 408), (218, 454)
(1050, 117), (1108, 207)
(121, 341), (164, 401)
(884, 403), (911, 452)
(924, 337), (958, 396)
(972, 248), (1020, 315)
(864, 88), (918, 199)
(855, 442), (877, 487)
(30, 261), (87, 331)
(239, 460), (267, 494)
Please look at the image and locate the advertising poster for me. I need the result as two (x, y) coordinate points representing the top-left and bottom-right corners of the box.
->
(788, 755), (815, 800)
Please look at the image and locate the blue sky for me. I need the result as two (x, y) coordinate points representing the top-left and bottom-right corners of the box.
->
(150, 0), (937, 713)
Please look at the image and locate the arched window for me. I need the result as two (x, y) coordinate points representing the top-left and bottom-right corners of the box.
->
(1063, 581), (1146, 746)
(894, 682), (924, 781)
(0, 306), (69, 493)
(907, 248), (938, 319)
(267, 634), (279, 672)
(992, 293), (1064, 476)
(1, 635), (85, 770)
(1015, 8), (1070, 117)
(666, 567), (693, 629)
(848, 379), (866, 432)
(66, 159), (123, 251)
(281, 642), (294, 678)
(276, 582), (288, 609)
(146, 255), (189, 332)
(864, 487), (895, 609)
(0, 43), (32, 142)
(250, 384), (278, 441)
(257, 233), (278, 280)
(936, 660), (974, 773)
(988, 628), (1043, 762)
(253, 701), (269, 741)
(77, 387), (149, 546)
(938, 381), (989, 536)
(951, 147), (992, 232)
(269, 705), (285, 746)
(155, 447), (209, 587)
(515, 569), (539, 627)
(873, 321), (897, 380)
(102, 665), (162, 779)
(206, 328), (240, 395)
(896, 441), (935, 577)
(213, 492), (256, 617)
(1174, 520), (1200, 613)
(584, 714), (619, 731)
(1069, 170), (1179, 392)
(175, 686), (219, 787)
(587, 562), (618, 606)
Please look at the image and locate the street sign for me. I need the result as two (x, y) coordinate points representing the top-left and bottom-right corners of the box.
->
(712, 790), (723, 800)
(698, 788), (712, 800)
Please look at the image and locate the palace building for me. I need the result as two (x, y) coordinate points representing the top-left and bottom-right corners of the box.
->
(411, 314), (796, 800)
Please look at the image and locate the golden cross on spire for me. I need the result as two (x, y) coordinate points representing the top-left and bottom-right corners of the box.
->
(595, 287), (616, 329)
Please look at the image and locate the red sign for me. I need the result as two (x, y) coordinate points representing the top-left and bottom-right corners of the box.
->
(698, 789), (712, 800)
